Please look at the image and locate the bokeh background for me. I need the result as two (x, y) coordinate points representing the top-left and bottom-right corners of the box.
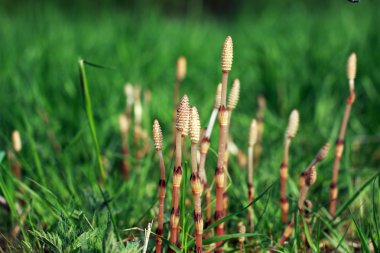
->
(1, 0), (379, 164)
(0, 0), (379, 251)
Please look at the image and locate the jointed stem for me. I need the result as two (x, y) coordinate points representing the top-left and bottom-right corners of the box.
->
(280, 139), (291, 223)
(169, 131), (183, 249)
(329, 89), (355, 217)
(191, 143), (204, 252)
(214, 71), (230, 252)
(156, 150), (166, 253)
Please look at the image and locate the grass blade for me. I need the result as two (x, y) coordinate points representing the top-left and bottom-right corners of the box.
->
(351, 210), (371, 253)
(23, 114), (46, 187)
(372, 178), (380, 250)
(300, 214), (317, 252)
(334, 172), (379, 219)
(78, 59), (105, 182)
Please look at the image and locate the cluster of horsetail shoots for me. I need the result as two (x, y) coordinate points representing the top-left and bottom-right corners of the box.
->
(142, 39), (356, 252)
(215, 36), (233, 251)
(189, 107), (204, 252)
(279, 143), (329, 247)
(152, 120), (166, 253)
(329, 52), (357, 217)
(119, 114), (130, 178)
(8, 130), (22, 179)
(280, 109), (299, 223)
(247, 119), (257, 229)
(169, 94), (189, 248)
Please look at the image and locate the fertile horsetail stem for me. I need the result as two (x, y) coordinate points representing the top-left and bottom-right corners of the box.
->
(280, 109), (299, 223)
(169, 95), (190, 248)
(119, 114), (130, 178)
(9, 130), (22, 179)
(124, 83), (134, 118)
(215, 35), (233, 252)
(223, 78), (240, 220)
(153, 120), (166, 253)
(227, 79), (240, 112)
(12, 131), (22, 152)
(279, 143), (329, 247)
(172, 57), (187, 148)
(254, 96), (266, 167)
(299, 143), (329, 191)
(176, 57), (187, 82)
(200, 84), (222, 184)
(329, 52), (357, 217)
(199, 84), (222, 238)
(133, 86), (143, 144)
(189, 107), (204, 252)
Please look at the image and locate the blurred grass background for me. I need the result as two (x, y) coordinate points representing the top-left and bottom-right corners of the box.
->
(0, 0), (379, 251)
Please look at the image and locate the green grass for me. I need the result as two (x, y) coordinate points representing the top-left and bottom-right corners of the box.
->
(1, 1), (380, 252)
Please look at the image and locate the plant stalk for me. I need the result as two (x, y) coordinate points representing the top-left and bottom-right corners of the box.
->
(329, 88), (355, 217)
